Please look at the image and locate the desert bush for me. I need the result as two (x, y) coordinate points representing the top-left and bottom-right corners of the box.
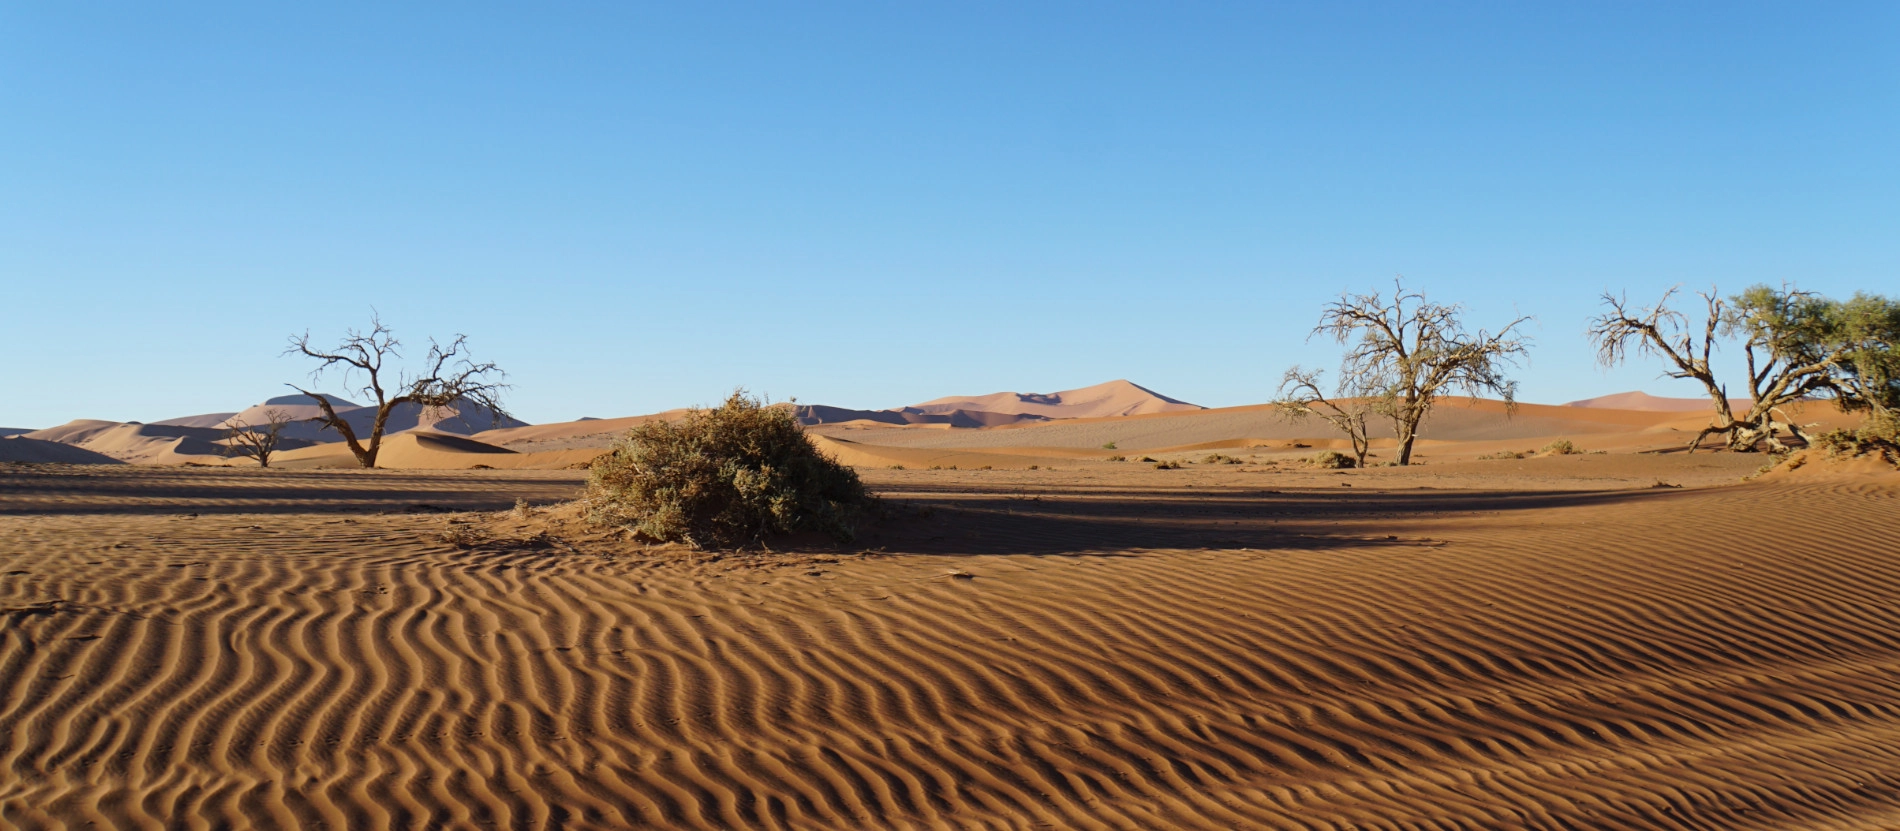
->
(1478, 450), (1527, 460)
(586, 391), (875, 549)
(1102, 441), (1118, 450)
(1816, 413), (1900, 459)
(1309, 450), (1356, 469)
(1105, 454), (1127, 462)
(439, 524), (490, 549)
(1202, 453), (1243, 465)
(1539, 439), (1579, 456)
(1153, 460), (1182, 470)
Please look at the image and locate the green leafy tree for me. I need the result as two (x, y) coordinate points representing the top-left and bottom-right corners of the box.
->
(1589, 285), (1900, 451)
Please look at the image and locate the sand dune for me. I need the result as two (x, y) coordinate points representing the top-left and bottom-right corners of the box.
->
(222, 394), (530, 443)
(1564, 390), (1727, 411)
(0, 436), (124, 464)
(816, 398), (1702, 454)
(271, 432), (604, 471)
(911, 378), (1203, 419)
(149, 411), (239, 429)
(3, 462), (1898, 827)
(24, 421), (230, 464)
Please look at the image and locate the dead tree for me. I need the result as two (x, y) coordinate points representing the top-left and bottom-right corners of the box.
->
(1273, 367), (1375, 467)
(1588, 285), (1873, 452)
(1311, 279), (1531, 466)
(285, 314), (509, 468)
(223, 408), (294, 468)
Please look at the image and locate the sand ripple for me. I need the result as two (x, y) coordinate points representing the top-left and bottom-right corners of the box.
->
(3, 471), (1899, 828)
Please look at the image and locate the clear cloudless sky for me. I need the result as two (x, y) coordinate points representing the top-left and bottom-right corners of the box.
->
(2, 2), (1896, 428)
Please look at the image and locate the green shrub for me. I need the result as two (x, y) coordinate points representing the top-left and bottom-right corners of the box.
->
(1102, 441), (1118, 450)
(1816, 412), (1900, 459)
(587, 391), (875, 549)
(1309, 450), (1355, 469)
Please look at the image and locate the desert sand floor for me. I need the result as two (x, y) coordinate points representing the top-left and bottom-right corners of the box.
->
(3, 462), (1900, 829)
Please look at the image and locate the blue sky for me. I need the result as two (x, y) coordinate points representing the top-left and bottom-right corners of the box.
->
(2, 3), (1895, 427)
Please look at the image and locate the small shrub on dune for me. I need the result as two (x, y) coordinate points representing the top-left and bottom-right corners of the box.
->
(1538, 439), (1580, 456)
(1202, 453), (1243, 465)
(1812, 412), (1900, 465)
(1309, 450), (1356, 469)
(1105, 454), (1127, 462)
(586, 391), (875, 549)
(1153, 460), (1181, 470)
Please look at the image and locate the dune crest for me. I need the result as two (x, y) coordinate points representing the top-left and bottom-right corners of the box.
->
(911, 378), (1203, 419)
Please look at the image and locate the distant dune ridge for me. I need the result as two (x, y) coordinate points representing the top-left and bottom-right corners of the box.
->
(0, 435), (125, 464)
(220, 393), (528, 442)
(7, 385), (1862, 469)
(910, 379), (1203, 419)
(1564, 391), (1729, 411)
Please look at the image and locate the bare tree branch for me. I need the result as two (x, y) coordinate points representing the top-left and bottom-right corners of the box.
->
(1303, 278), (1531, 465)
(284, 315), (510, 468)
(1272, 367), (1375, 467)
(1588, 283), (1889, 452)
(223, 408), (293, 468)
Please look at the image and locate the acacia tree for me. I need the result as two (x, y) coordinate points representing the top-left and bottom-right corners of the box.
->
(222, 408), (293, 468)
(1590, 285), (1900, 452)
(1305, 280), (1531, 466)
(1272, 367), (1375, 468)
(286, 315), (509, 468)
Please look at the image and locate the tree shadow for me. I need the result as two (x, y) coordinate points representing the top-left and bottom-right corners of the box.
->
(857, 483), (1700, 556)
(0, 466), (585, 516)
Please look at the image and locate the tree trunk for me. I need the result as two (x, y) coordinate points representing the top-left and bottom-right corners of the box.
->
(1394, 396), (1421, 465)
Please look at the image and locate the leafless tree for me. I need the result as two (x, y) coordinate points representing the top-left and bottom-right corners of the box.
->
(223, 408), (294, 468)
(1273, 367), (1374, 467)
(1309, 279), (1531, 466)
(285, 314), (509, 468)
(1589, 285), (1880, 452)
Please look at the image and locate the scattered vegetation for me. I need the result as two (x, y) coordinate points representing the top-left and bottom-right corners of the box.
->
(1278, 278), (1531, 466)
(513, 498), (532, 519)
(1105, 454), (1127, 462)
(1589, 284), (1900, 452)
(1814, 412), (1900, 463)
(1201, 454), (1244, 465)
(586, 391), (875, 549)
(1539, 439), (1580, 456)
(222, 408), (294, 468)
(1153, 460), (1182, 470)
(1309, 450), (1356, 469)
(439, 523), (490, 549)
(287, 313), (510, 468)
(1477, 450), (1526, 461)
(1137, 456), (1157, 463)
(1101, 441), (1118, 450)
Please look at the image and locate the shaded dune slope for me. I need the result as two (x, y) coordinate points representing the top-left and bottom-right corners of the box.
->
(2, 470), (1899, 827)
